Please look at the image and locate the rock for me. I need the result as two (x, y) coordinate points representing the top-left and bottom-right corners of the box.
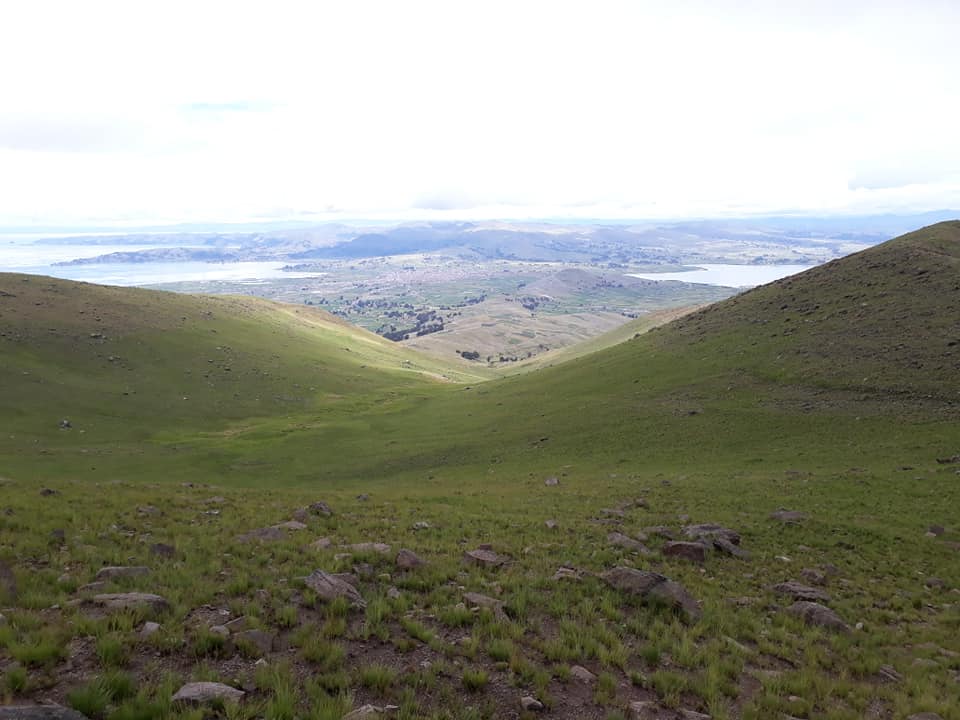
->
(463, 592), (506, 618)
(40, 488), (59, 496)
(800, 568), (827, 586)
(906, 714), (944, 720)
(912, 658), (940, 669)
(396, 549), (425, 570)
(552, 566), (583, 581)
(149, 543), (176, 559)
(679, 712), (711, 720)
(209, 625), (230, 638)
(628, 701), (660, 719)
(342, 706), (385, 719)
(273, 520), (307, 531)
(520, 696), (544, 711)
(309, 537), (333, 550)
(0, 560), (17, 601)
(345, 542), (391, 554)
(463, 548), (506, 567)
(236, 526), (286, 543)
(927, 525), (946, 536)
(172, 681), (245, 705)
(137, 505), (161, 516)
(608, 531), (650, 553)
(712, 537), (750, 559)
(663, 541), (708, 563)
(234, 629), (275, 655)
(924, 577), (946, 589)
(570, 665), (596, 683)
(50, 528), (66, 544)
(59, 418), (72, 429)
(601, 567), (701, 622)
(140, 621), (161, 638)
(224, 616), (252, 632)
(303, 569), (366, 609)
(387, 587), (401, 600)
(0, 705), (91, 720)
(412, 521), (431, 530)
(770, 509), (807, 524)
(683, 524), (741, 545)
(95, 566), (150, 582)
(544, 476), (559, 486)
(356, 494), (369, 502)
(291, 508), (309, 523)
(877, 664), (902, 683)
(787, 601), (849, 632)
(545, 519), (559, 530)
(772, 581), (831, 602)
(91, 593), (171, 614)
(77, 581), (109, 594)
(600, 508), (626, 518)
(643, 525), (676, 540)
(310, 501), (334, 516)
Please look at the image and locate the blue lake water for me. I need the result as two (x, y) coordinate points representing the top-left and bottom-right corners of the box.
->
(627, 263), (817, 288)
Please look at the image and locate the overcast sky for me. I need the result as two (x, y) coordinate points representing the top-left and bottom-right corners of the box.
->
(1, 0), (958, 227)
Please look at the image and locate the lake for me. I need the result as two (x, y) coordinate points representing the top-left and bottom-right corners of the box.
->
(627, 263), (817, 288)
(0, 239), (324, 286)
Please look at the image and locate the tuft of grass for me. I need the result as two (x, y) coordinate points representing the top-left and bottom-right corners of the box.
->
(462, 668), (489, 692)
(357, 664), (397, 694)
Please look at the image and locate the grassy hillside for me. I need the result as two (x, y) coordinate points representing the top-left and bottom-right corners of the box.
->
(1, 224), (959, 719)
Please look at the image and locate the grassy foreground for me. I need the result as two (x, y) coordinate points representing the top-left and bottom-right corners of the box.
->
(1, 223), (959, 719)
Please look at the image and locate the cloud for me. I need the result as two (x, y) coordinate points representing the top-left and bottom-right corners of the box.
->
(0, 113), (145, 153)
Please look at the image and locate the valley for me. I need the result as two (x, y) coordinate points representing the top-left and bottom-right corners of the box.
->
(1, 222), (958, 719)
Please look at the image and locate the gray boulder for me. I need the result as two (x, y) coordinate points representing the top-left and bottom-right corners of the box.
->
(787, 601), (849, 632)
(172, 681), (245, 704)
(303, 570), (366, 609)
(0, 706), (90, 720)
(601, 567), (701, 622)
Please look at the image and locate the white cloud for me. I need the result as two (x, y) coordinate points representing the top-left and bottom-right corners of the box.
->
(1, 0), (958, 226)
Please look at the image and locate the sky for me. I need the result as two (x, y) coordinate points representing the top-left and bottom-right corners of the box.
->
(1, 0), (959, 227)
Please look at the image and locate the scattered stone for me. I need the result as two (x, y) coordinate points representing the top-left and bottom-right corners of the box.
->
(236, 526), (285, 543)
(309, 537), (333, 550)
(912, 658), (940, 669)
(303, 570), (366, 609)
(95, 566), (150, 582)
(463, 548), (506, 568)
(140, 621), (161, 638)
(396, 548), (425, 570)
(342, 705), (387, 719)
(91, 593), (171, 614)
(545, 519), (559, 530)
(172, 682), (245, 705)
(601, 567), (701, 622)
(770, 509), (807, 524)
(628, 701), (660, 719)
(906, 714), (944, 720)
(356, 494), (369, 502)
(50, 528), (66, 544)
(553, 566), (583, 581)
(570, 665), (597, 683)
(273, 520), (307, 531)
(663, 541), (708, 563)
(683, 523), (741, 545)
(344, 542), (391, 554)
(209, 625), (230, 639)
(224, 616), (252, 632)
(0, 704), (91, 720)
(877, 664), (903, 683)
(387, 587), (401, 600)
(772, 581), (831, 602)
(291, 508), (309, 523)
(334, 553), (353, 562)
(927, 525), (945, 536)
(137, 505), (161, 516)
(77, 581), (109, 594)
(643, 525), (676, 540)
(310, 501), (334, 516)
(608, 531), (650, 553)
(149, 543), (176, 559)
(544, 476), (559, 486)
(207, 496), (226, 504)
(520, 696), (544, 712)
(712, 537), (750, 559)
(600, 508), (626, 518)
(787, 601), (849, 632)
(464, 592), (506, 618)
(412, 521), (431, 530)
(39, 488), (59, 496)
(234, 629), (275, 655)
(925, 577), (946, 589)
(679, 711), (711, 720)
(800, 568), (827, 586)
